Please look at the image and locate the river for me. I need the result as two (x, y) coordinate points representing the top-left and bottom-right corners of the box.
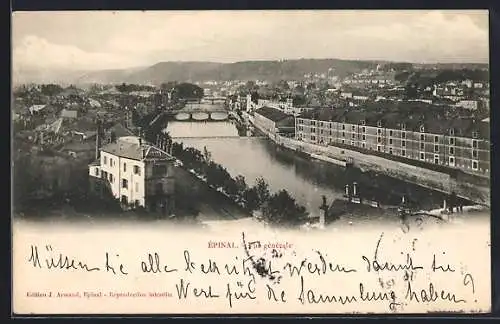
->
(165, 121), (449, 222)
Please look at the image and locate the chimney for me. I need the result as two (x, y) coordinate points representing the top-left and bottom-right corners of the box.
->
(319, 207), (326, 228)
(319, 196), (328, 229)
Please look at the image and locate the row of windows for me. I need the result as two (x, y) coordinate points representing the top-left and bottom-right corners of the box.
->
(297, 119), (481, 138)
(355, 143), (480, 170)
(103, 156), (114, 167)
(305, 135), (480, 157)
(298, 127), (480, 148)
(121, 179), (139, 192)
(301, 131), (479, 149)
(120, 195), (141, 207)
(102, 156), (142, 175)
(379, 145), (479, 167)
(98, 170), (140, 191)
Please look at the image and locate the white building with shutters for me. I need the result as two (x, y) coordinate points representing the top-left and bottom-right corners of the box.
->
(89, 136), (176, 214)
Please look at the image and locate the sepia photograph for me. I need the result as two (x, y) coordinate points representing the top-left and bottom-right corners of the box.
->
(11, 10), (491, 315)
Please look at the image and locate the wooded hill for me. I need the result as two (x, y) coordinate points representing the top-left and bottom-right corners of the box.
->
(15, 59), (489, 85)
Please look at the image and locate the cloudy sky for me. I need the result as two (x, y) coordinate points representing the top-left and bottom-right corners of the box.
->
(12, 10), (489, 71)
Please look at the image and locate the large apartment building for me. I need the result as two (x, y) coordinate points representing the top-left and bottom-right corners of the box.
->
(295, 107), (490, 176)
(88, 136), (176, 214)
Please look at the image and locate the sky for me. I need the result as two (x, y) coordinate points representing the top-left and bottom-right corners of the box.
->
(12, 10), (489, 72)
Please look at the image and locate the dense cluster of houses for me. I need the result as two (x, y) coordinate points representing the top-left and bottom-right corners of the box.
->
(12, 84), (175, 178)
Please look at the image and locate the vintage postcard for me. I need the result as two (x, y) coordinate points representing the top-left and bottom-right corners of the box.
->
(11, 10), (491, 315)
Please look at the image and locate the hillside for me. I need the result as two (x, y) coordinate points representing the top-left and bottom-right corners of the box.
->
(125, 61), (224, 84)
(69, 59), (388, 85)
(14, 59), (489, 85)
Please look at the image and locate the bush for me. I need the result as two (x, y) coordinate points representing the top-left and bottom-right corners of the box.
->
(262, 190), (309, 226)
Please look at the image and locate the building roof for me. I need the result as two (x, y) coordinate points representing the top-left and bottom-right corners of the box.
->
(68, 118), (96, 133)
(298, 106), (490, 140)
(352, 90), (371, 97)
(29, 104), (46, 114)
(88, 98), (102, 108)
(60, 86), (83, 96)
(35, 117), (64, 133)
(298, 108), (347, 122)
(61, 109), (78, 118)
(62, 140), (95, 153)
(108, 123), (135, 137)
(100, 137), (175, 162)
(255, 107), (292, 122)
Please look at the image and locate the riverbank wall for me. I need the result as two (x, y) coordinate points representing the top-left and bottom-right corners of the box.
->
(243, 111), (490, 207)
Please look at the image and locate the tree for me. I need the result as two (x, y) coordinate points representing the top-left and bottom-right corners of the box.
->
(115, 83), (129, 93)
(182, 147), (205, 173)
(205, 162), (232, 190)
(40, 84), (63, 97)
(172, 142), (184, 156)
(243, 187), (260, 211)
(250, 91), (259, 104)
(223, 178), (238, 196)
(306, 82), (316, 91)
(175, 83), (204, 100)
(292, 95), (307, 106)
(13, 84), (29, 98)
(203, 146), (212, 163)
(254, 176), (271, 207)
(293, 85), (305, 96)
(404, 84), (418, 99)
(394, 71), (411, 83)
(277, 80), (290, 91)
(384, 62), (414, 72)
(261, 190), (308, 226)
(246, 80), (258, 92)
(234, 175), (248, 196)
(160, 82), (178, 91)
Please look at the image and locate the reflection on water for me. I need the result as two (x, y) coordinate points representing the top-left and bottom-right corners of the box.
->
(166, 121), (445, 218)
(166, 121), (239, 138)
(182, 137), (343, 214)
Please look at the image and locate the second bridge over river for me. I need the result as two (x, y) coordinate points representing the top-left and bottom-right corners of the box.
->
(170, 111), (229, 121)
(166, 102), (232, 121)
